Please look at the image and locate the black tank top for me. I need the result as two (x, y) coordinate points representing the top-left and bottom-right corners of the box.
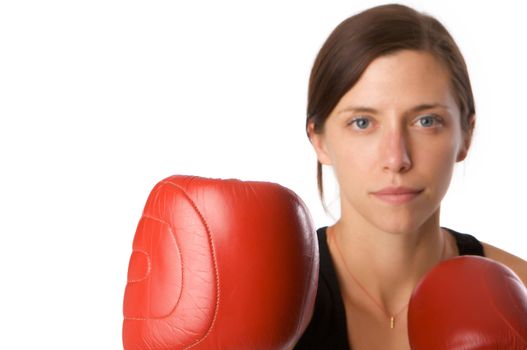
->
(294, 226), (485, 349)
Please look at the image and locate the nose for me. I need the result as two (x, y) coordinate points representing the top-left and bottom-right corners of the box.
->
(381, 128), (412, 173)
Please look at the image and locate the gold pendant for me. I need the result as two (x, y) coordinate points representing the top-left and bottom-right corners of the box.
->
(390, 316), (395, 329)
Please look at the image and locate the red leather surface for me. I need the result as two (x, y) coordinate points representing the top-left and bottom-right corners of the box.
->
(408, 256), (527, 349)
(122, 175), (319, 350)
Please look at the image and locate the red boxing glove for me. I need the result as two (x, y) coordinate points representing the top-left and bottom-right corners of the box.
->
(408, 256), (527, 349)
(122, 175), (319, 350)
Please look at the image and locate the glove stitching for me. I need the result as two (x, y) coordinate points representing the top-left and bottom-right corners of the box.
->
(161, 179), (221, 350)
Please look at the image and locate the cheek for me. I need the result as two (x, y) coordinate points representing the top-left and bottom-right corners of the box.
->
(416, 137), (459, 194)
(326, 139), (378, 204)
(329, 139), (376, 181)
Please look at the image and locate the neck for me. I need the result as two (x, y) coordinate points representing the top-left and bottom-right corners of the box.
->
(327, 210), (447, 315)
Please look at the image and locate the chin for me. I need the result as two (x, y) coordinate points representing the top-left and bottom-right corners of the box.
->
(376, 223), (419, 235)
(344, 196), (439, 234)
(370, 211), (429, 235)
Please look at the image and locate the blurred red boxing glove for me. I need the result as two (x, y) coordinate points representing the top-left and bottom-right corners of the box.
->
(122, 175), (319, 350)
(408, 255), (527, 349)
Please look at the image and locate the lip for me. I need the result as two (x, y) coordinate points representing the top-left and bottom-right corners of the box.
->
(371, 186), (424, 204)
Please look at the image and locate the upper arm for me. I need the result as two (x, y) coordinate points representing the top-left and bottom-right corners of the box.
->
(482, 242), (527, 288)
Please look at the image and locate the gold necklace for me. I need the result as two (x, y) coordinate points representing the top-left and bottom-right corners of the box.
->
(331, 227), (447, 329)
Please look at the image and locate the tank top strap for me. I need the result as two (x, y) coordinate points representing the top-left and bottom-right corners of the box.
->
(443, 227), (485, 257)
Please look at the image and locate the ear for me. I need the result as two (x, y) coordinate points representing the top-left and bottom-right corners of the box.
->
(456, 114), (475, 162)
(307, 121), (332, 165)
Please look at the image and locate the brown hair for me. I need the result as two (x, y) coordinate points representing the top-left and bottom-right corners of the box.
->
(306, 3), (476, 210)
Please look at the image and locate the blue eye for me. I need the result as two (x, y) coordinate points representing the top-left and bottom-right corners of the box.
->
(418, 115), (441, 127)
(350, 117), (371, 129)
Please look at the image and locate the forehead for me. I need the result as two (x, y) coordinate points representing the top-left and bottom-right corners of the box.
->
(335, 50), (457, 112)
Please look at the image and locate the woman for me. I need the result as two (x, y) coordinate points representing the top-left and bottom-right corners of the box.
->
(294, 4), (527, 349)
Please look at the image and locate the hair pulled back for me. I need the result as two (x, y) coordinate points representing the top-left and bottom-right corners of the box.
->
(307, 4), (476, 207)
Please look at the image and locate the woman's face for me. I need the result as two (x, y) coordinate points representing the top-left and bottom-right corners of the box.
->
(309, 50), (473, 234)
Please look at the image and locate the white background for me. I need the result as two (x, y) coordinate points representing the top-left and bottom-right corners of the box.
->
(1, 0), (526, 348)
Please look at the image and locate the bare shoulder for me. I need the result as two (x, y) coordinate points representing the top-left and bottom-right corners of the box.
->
(481, 241), (527, 287)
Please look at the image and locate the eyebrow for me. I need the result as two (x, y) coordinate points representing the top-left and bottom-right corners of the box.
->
(337, 103), (451, 115)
